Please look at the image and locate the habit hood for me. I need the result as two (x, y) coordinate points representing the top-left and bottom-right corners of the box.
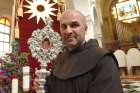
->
(53, 39), (110, 80)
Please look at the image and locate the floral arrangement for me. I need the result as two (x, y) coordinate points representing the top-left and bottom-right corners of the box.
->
(0, 52), (29, 78)
(0, 52), (29, 93)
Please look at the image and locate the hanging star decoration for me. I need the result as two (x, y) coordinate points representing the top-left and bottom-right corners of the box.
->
(24, 0), (57, 24)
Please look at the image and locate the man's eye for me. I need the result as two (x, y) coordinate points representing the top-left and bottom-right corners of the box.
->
(71, 23), (79, 28)
(61, 25), (67, 29)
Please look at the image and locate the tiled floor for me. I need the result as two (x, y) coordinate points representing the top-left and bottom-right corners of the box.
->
(122, 80), (140, 93)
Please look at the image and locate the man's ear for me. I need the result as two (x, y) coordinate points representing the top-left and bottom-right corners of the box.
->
(85, 25), (88, 31)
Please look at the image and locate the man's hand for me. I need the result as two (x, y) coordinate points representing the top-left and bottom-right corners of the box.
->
(32, 69), (40, 91)
(33, 76), (40, 91)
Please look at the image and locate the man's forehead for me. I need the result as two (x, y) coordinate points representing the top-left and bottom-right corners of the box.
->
(61, 14), (80, 21)
(60, 14), (82, 24)
(60, 10), (86, 25)
(60, 10), (83, 20)
(60, 17), (80, 25)
(60, 21), (79, 26)
(61, 10), (81, 16)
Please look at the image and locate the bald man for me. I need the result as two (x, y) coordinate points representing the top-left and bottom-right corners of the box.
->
(44, 9), (123, 93)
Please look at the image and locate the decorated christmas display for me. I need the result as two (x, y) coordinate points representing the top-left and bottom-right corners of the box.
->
(0, 0), (62, 92)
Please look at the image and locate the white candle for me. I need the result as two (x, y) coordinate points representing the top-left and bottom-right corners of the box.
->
(22, 66), (30, 91)
(0, 63), (1, 72)
(12, 78), (18, 93)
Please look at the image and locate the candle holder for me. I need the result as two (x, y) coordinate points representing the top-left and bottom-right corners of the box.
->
(35, 63), (51, 93)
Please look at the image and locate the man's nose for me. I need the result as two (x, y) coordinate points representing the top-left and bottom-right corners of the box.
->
(66, 26), (72, 33)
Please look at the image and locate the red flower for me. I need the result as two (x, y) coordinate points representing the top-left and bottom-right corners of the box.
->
(11, 73), (18, 79)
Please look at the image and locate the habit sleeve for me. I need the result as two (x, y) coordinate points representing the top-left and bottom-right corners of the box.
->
(88, 55), (124, 93)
